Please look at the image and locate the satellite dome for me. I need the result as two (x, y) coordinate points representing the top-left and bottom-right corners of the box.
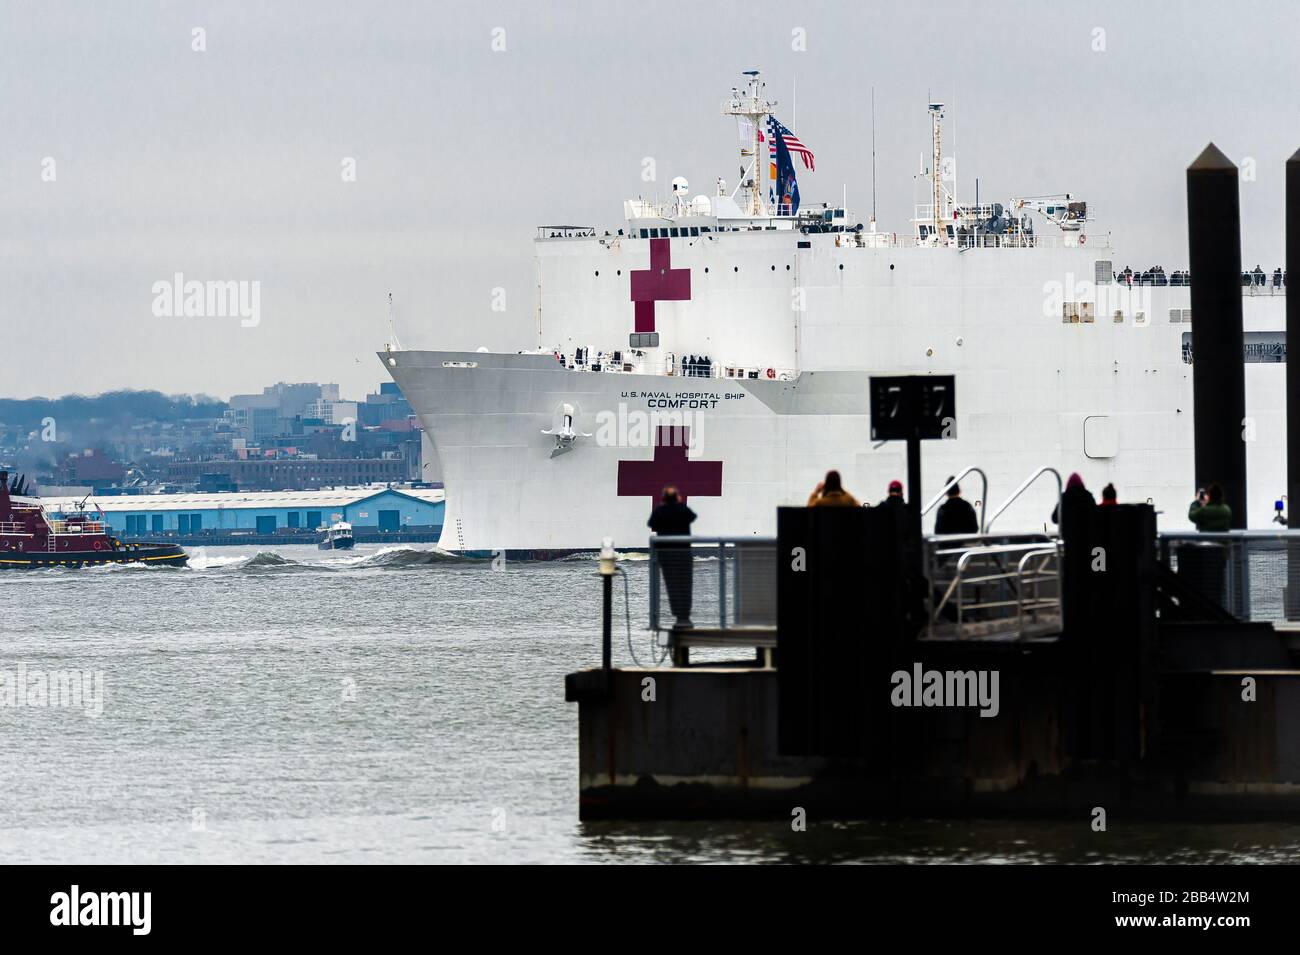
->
(476, 346), (490, 353)
(671, 176), (689, 194)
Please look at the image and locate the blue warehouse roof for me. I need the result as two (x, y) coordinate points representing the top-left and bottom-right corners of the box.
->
(44, 485), (443, 513)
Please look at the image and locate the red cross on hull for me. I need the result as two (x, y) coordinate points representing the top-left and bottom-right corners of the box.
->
(617, 426), (723, 505)
(629, 238), (691, 333)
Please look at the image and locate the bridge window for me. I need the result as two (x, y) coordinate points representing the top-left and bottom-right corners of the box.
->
(670, 228), (680, 238)
(690, 227), (699, 236)
(639, 229), (648, 238)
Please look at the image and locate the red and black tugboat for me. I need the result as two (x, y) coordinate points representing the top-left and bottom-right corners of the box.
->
(0, 471), (187, 569)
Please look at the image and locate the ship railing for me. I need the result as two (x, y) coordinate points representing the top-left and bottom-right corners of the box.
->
(1159, 530), (1300, 624)
(536, 225), (597, 239)
(563, 353), (798, 382)
(648, 535), (778, 666)
(45, 519), (107, 534)
(882, 232), (1107, 250)
(924, 533), (1062, 641)
(0, 521), (34, 535)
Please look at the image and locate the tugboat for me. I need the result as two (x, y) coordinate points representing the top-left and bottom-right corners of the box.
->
(0, 472), (187, 568)
(318, 520), (355, 550)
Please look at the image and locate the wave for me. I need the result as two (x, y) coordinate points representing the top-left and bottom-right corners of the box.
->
(330, 546), (476, 568)
(186, 550), (312, 574)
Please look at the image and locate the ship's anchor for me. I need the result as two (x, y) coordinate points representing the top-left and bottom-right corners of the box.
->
(541, 403), (591, 458)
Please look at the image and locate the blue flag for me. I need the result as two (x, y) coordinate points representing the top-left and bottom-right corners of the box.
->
(768, 117), (801, 215)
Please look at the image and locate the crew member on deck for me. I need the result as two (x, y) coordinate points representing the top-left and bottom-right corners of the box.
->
(649, 486), (697, 629)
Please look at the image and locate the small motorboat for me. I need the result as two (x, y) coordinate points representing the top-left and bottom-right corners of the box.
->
(318, 521), (355, 550)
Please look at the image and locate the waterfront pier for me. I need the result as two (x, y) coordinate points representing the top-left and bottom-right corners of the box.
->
(566, 144), (1300, 822)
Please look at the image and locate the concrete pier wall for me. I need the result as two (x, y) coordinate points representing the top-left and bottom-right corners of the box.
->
(569, 663), (1300, 820)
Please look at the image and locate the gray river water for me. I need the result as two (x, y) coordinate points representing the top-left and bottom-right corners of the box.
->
(1, 544), (1298, 864)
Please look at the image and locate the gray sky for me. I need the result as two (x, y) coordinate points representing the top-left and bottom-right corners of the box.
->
(3, 0), (1298, 401)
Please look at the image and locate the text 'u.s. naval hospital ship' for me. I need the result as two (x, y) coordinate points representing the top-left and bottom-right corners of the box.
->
(382, 71), (1289, 556)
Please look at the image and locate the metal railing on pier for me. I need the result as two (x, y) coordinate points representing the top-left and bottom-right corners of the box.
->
(648, 535), (778, 661)
(1159, 530), (1300, 623)
(924, 533), (1062, 641)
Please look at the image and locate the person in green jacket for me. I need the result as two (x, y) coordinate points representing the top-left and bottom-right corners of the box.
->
(1189, 483), (1232, 532)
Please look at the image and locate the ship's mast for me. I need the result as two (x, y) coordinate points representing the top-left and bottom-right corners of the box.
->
(724, 71), (777, 217)
(929, 102), (944, 236)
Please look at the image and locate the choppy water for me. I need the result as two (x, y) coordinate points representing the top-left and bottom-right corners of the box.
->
(2, 544), (1299, 864)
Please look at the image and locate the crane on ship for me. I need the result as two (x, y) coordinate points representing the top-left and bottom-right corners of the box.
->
(1013, 194), (1088, 232)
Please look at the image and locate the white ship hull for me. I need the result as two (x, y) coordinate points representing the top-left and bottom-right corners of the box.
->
(384, 285), (1288, 555)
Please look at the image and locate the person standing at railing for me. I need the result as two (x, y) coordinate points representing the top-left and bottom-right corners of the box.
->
(1189, 483), (1231, 532)
(878, 479), (906, 511)
(807, 470), (859, 507)
(649, 486), (697, 629)
(1051, 473), (1095, 526)
(1099, 483), (1118, 507)
(934, 477), (979, 534)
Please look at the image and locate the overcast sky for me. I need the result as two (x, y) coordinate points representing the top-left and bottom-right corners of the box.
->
(3, 0), (1298, 401)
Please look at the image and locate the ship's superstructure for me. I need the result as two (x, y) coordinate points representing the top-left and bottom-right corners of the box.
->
(383, 72), (1289, 555)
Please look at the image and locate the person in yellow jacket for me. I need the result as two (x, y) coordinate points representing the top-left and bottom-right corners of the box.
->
(807, 470), (860, 507)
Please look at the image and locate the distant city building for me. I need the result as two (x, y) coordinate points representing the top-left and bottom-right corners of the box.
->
(166, 456), (408, 490)
(306, 399), (358, 426)
(3, 379), (431, 494)
(55, 449), (124, 488)
(359, 381), (414, 426)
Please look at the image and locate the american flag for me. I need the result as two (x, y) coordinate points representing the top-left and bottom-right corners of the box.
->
(767, 118), (815, 171)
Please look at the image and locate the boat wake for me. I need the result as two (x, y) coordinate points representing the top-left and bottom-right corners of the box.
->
(184, 545), (473, 574)
(328, 545), (476, 568)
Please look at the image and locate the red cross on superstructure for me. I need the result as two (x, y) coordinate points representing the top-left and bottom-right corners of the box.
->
(617, 426), (723, 505)
(629, 237), (691, 333)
